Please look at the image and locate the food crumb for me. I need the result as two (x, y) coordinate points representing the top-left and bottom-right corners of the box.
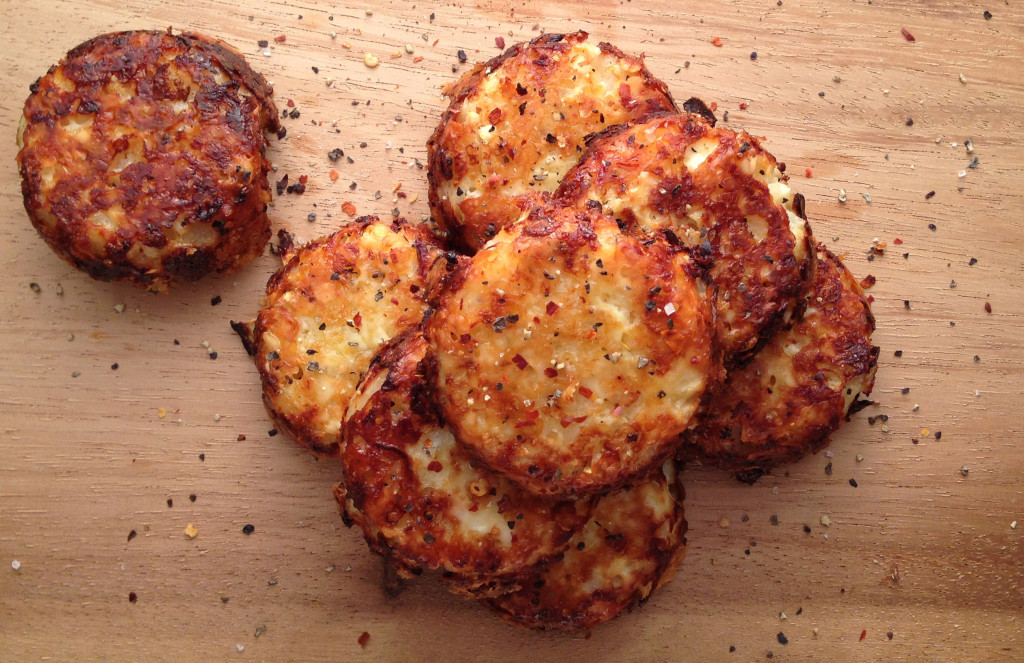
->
(718, 516), (730, 528)
(820, 515), (832, 527)
(184, 523), (198, 539)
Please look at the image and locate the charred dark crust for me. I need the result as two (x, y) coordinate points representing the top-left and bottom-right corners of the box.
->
(18, 29), (279, 291)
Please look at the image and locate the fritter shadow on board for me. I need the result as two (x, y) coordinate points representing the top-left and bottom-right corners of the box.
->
(335, 329), (593, 598)
(16, 29), (280, 292)
(427, 30), (676, 253)
(556, 109), (814, 364)
(231, 217), (449, 457)
(681, 245), (879, 483)
(425, 201), (720, 498)
(486, 461), (686, 631)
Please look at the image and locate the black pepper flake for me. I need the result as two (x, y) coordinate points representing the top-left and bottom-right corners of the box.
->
(199, 453), (205, 461)
(803, 524), (812, 533)
(738, 142), (750, 153)
(128, 592), (138, 604)
(928, 223), (937, 231)
(769, 515), (779, 525)
(457, 49), (467, 63)
(777, 633), (788, 645)
(849, 478), (858, 487)
(925, 190), (935, 200)
(750, 51), (757, 60)
(888, 631), (894, 640)
(934, 431), (942, 440)
(111, 363), (119, 370)
(984, 10), (992, 19)
(312, 66), (319, 74)
(424, 533), (436, 544)
(969, 257), (978, 266)
(904, 300), (911, 309)
(242, 524), (255, 535)
(894, 350), (903, 357)
(307, 361), (320, 371)
(276, 126), (287, 140)
(258, 39), (269, 48)
(545, 133), (557, 143)
(268, 429), (278, 437)
(825, 462), (833, 475)
(906, 117), (914, 126)
(29, 282), (41, 293)
(211, 295), (222, 306)
(902, 387), (910, 394)
(729, 646), (736, 653)
(128, 529), (137, 542)
(189, 494), (196, 502)
(209, 352), (218, 360)
(167, 498), (173, 508)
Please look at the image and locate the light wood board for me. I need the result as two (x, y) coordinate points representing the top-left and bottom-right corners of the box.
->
(0, 1), (1022, 660)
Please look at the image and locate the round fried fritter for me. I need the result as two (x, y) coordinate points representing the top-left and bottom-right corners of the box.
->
(427, 31), (676, 252)
(336, 329), (592, 596)
(485, 460), (686, 631)
(16, 29), (280, 291)
(556, 111), (813, 362)
(426, 202), (718, 498)
(683, 245), (879, 482)
(253, 218), (445, 456)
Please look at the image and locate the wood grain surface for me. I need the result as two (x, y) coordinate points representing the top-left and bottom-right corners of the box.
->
(1, 1), (1022, 661)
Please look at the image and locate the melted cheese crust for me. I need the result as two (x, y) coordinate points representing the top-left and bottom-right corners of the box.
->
(427, 203), (718, 498)
(337, 330), (592, 596)
(16, 29), (279, 291)
(254, 218), (444, 456)
(486, 461), (686, 630)
(683, 246), (878, 481)
(427, 31), (676, 252)
(556, 112), (813, 361)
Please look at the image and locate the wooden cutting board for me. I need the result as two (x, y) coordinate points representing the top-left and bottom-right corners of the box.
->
(1, 1), (1021, 660)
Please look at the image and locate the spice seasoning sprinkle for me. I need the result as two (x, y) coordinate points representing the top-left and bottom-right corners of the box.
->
(242, 524), (255, 534)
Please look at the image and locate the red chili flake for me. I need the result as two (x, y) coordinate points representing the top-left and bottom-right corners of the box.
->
(237, 434), (246, 441)
(985, 302), (992, 313)
(489, 107), (503, 125)
(711, 37), (723, 47)
(805, 167), (813, 178)
(867, 295), (875, 304)
(287, 99), (296, 108)
(611, 404), (623, 417)
(427, 461), (443, 472)
(709, 101), (718, 111)
(512, 354), (529, 370)
(495, 36), (506, 49)
(341, 201), (356, 216)
(893, 237), (903, 244)
(739, 102), (748, 110)
(298, 175), (309, 185)
(546, 301), (559, 316)
(329, 169), (339, 182)
(544, 367), (558, 378)
(578, 386), (593, 399)
(412, 55), (424, 63)
(274, 35), (287, 43)
(560, 415), (588, 428)
(901, 28), (915, 42)
(353, 312), (363, 328)
(358, 632), (370, 648)
(859, 275), (876, 289)
(859, 629), (867, 641)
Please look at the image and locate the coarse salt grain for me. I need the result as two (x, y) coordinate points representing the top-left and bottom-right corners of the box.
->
(664, 302), (676, 316)
(11, 560), (20, 570)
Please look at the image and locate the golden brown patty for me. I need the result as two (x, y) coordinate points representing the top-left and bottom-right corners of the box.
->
(556, 111), (813, 361)
(336, 329), (592, 596)
(485, 461), (686, 631)
(426, 202), (718, 498)
(683, 245), (878, 482)
(250, 217), (446, 456)
(427, 31), (676, 252)
(16, 29), (279, 291)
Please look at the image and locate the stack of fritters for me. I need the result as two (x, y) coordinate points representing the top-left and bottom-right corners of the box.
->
(240, 31), (877, 630)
